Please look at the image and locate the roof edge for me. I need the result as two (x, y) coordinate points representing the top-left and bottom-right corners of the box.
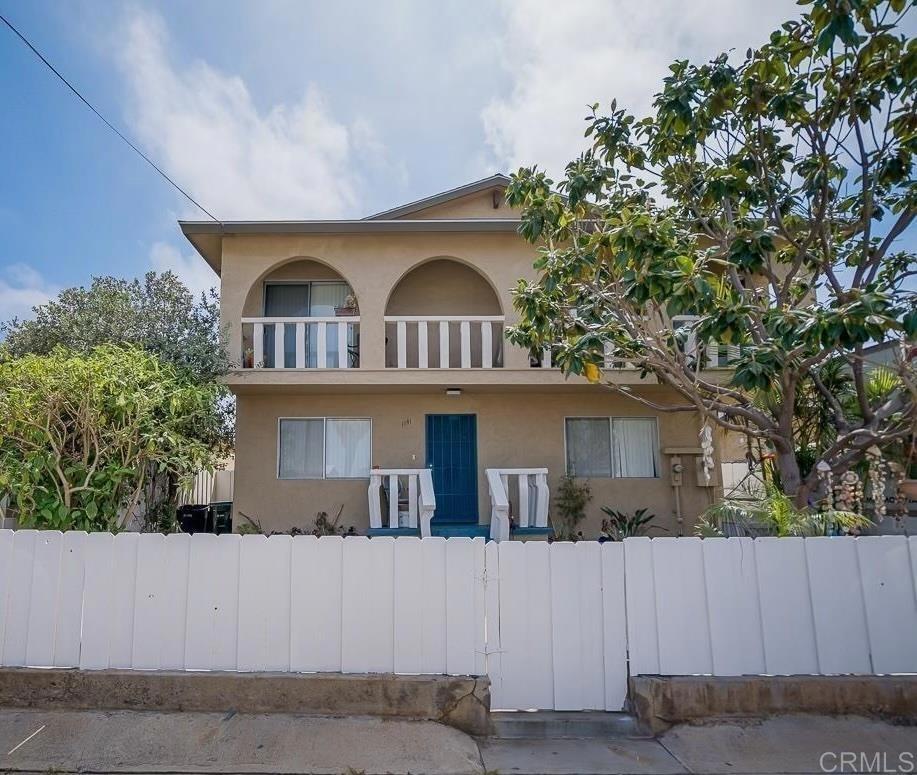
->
(363, 173), (511, 220)
(178, 218), (521, 235)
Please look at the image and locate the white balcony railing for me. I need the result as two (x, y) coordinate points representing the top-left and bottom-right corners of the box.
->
(384, 316), (504, 369)
(532, 340), (743, 370)
(241, 317), (359, 369)
(368, 468), (436, 537)
(486, 468), (550, 541)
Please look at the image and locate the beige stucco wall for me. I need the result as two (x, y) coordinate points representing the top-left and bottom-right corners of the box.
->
(220, 231), (543, 372)
(234, 388), (718, 539)
(400, 189), (520, 219)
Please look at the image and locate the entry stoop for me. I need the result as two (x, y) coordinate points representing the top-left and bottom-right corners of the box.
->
(489, 710), (647, 739)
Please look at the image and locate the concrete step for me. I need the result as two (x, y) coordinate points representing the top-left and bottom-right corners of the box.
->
(430, 523), (490, 538)
(490, 710), (647, 739)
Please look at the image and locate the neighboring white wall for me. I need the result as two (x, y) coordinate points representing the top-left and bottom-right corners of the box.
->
(1, 531), (915, 712)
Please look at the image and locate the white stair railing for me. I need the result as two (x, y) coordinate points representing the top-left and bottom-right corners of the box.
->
(485, 468), (549, 541)
(384, 316), (504, 369)
(368, 469), (436, 537)
(242, 317), (359, 369)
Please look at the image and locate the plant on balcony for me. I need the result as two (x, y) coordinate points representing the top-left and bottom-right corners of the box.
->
(505, 0), (916, 510)
(334, 293), (359, 317)
(552, 475), (592, 541)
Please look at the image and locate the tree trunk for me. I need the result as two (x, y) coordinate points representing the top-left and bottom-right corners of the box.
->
(774, 448), (807, 508)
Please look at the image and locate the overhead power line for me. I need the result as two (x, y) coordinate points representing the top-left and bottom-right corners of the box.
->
(0, 13), (221, 223)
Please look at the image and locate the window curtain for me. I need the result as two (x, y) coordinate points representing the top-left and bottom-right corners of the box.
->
(324, 419), (371, 478)
(612, 418), (658, 477)
(309, 283), (350, 316)
(278, 419), (323, 479)
(565, 418), (612, 477)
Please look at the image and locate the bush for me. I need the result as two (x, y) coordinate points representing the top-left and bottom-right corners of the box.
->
(0, 344), (220, 531)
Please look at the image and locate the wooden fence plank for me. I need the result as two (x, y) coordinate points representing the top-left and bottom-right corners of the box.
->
(550, 542), (583, 710)
(291, 536), (343, 672)
(472, 537), (487, 677)
(653, 537), (713, 675)
(577, 541), (605, 710)
(109, 532), (140, 669)
(53, 530), (86, 667)
(445, 538), (477, 676)
(80, 532), (115, 670)
(25, 530), (63, 667)
(805, 537), (871, 674)
(2, 530), (38, 666)
(237, 535), (292, 672)
(857, 536), (917, 673)
(497, 541), (554, 709)
(393, 537), (424, 673)
(159, 533), (191, 670)
(755, 537), (819, 674)
(185, 533), (241, 671)
(0, 531), (14, 663)
(420, 537), (447, 674)
(623, 537), (659, 675)
(342, 537), (394, 673)
(483, 541), (503, 704)
(601, 542), (628, 711)
(702, 537), (765, 676)
(133, 533), (166, 670)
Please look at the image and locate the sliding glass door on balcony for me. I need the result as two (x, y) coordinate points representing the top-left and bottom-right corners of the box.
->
(260, 282), (354, 368)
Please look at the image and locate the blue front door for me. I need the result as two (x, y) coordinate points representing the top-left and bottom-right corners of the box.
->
(426, 414), (478, 523)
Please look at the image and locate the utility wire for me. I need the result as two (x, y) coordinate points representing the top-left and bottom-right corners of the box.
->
(0, 13), (221, 223)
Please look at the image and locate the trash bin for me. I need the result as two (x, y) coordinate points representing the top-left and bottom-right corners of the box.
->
(210, 501), (233, 534)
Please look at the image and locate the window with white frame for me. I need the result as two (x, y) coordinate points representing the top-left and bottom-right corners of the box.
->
(565, 417), (659, 478)
(278, 418), (371, 479)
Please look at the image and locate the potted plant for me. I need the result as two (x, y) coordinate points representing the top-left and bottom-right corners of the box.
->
(334, 293), (359, 317)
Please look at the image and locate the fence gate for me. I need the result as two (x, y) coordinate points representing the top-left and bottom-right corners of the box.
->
(485, 540), (629, 711)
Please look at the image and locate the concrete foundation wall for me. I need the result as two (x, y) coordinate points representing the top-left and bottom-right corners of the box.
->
(0, 668), (491, 736)
(630, 675), (917, 733)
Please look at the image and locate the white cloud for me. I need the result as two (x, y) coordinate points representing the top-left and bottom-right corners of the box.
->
(483, 0), (800, 175)
(0, 264), (59, 323)
(114, 7), (369, 220)
(149, 242), (218, 299)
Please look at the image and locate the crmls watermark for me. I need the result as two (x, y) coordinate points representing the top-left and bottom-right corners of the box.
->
(820, 751), (916, 773)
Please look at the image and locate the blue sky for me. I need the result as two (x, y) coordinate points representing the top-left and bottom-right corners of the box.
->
(0, 0), (911, 318)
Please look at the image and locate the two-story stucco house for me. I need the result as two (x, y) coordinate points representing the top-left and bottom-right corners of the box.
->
(180, 175), (722, 540)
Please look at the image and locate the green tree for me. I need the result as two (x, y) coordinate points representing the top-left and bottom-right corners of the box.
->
(1, 269), (231, 449)
(506, 0), (916, 507)
(0, 345), (220, 531)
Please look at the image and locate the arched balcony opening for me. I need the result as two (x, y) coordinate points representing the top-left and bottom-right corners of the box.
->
(240, 258), (360, 369)
(384, 258), (504, 369)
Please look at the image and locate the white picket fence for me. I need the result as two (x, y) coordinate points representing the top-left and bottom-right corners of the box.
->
(1, 531), (916, 713)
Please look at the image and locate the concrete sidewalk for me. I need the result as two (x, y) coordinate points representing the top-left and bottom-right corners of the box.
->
(1, 708), (916, 774)
(0, 708), (484, 774)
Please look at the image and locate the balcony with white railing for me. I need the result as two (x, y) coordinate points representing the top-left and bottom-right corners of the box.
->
(486, 468), (550, 541)
(368, 468), (436, 537)
(384, 316), (505, 369)
(241, 317), (360, 369)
